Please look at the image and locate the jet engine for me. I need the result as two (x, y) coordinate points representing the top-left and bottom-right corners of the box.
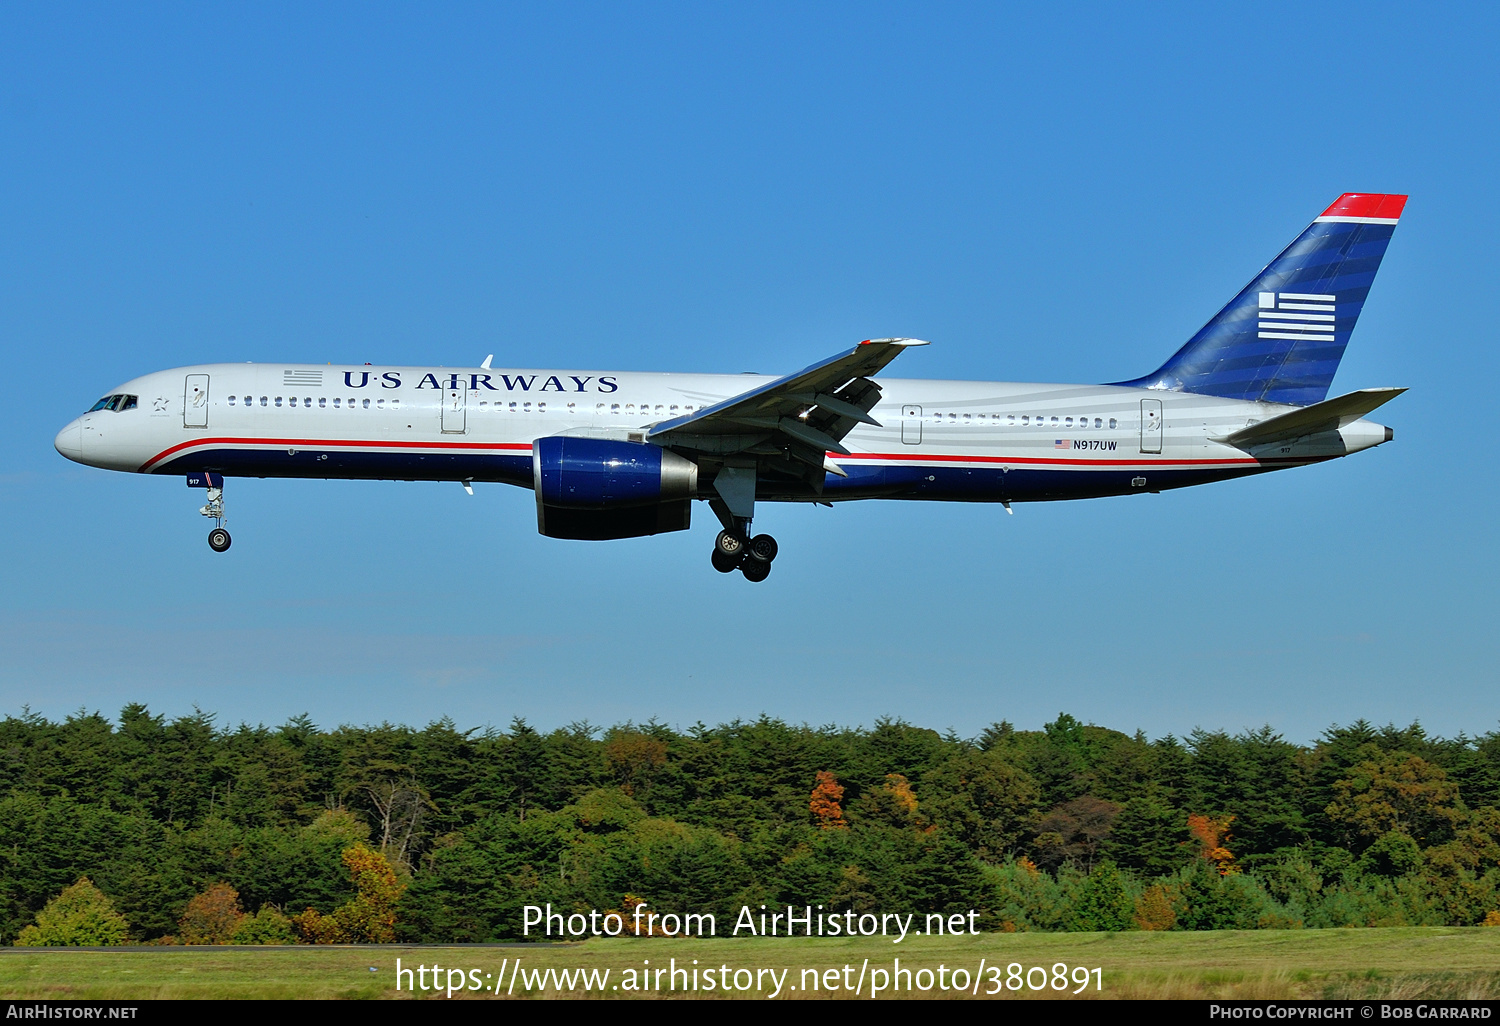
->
(532, 436), (698, 540)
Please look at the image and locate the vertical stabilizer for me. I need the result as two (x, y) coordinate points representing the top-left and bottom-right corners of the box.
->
(1115, 194), (1407, 406)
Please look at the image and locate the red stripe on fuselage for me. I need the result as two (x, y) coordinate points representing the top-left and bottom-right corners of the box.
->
(142, 436), (1321, 475)
(829, 451), (1310, 467)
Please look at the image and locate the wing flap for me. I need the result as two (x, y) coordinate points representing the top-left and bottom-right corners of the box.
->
(646, 338), (926, 472)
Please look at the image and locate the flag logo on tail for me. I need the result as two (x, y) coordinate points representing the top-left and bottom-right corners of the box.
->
(1258, 292), (1335, 342)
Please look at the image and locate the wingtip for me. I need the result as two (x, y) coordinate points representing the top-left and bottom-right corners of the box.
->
(861, 337), (931, 347)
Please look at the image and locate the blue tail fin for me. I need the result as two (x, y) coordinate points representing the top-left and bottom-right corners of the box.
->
(1115, 193), (1407, 406)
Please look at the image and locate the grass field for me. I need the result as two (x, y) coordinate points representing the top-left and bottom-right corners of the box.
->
(3, 929), (1498, 1000)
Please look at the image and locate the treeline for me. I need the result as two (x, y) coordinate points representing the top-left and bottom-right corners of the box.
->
(1, 704), (1498, 943)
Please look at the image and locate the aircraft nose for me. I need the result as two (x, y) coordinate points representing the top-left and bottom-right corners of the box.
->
(54, 419), (83, 462)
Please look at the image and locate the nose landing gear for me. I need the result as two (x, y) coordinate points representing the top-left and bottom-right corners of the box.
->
(200, 483), (231, 552)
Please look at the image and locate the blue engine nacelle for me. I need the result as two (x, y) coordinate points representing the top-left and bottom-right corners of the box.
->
(532, 436), (699, 540)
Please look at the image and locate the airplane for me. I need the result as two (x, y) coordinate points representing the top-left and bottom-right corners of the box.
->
(55, 192), (1407, 582)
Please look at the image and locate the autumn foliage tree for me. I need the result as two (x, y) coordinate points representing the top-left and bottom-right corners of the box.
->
(1187, 813), (1238, 875)
(291, 843), (406, 943)
(603, 730), (669, 797)
(1326, 753), (1465, 846)
(810, 770), (846, 829)
(179, 883), (245, 944)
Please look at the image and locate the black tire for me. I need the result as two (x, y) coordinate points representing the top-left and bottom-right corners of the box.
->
(715, 530), (745, 558)
(711, 549), (740, 573)
(747, 534), (778, 563)
(208, 528), (232, 552)
(741, 559), (770, 582)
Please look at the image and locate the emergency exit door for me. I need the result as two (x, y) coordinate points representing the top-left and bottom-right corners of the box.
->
(184, 374), (209, 429)
(902, 405), (922, 444)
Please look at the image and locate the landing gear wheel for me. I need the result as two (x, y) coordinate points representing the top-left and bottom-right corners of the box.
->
(741, 559), (771, 583)
(711, 549), (741, 573)
(208, 528), (232, 552)
(747, 534), (778, 563)
(715, 530), (746, 559)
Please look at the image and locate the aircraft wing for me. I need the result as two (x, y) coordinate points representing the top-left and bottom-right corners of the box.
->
(645, 338), (927, 483)
(1214, 387), (1406, 449)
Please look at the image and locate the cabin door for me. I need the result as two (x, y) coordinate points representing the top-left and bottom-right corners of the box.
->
(442, 386), (467, 434)
(184, 374), (209, 429)
(1140, 399), (1162, 454)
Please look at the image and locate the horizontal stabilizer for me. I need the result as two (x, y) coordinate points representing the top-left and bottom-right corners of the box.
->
(1214, 388), (1406, 449)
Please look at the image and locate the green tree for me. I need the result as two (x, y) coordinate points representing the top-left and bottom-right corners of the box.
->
(1103, 795), (1187, 875)
(16, 878), (129, 946)
(1065, 861), (1135, 931)
(230, 905), (297, 944)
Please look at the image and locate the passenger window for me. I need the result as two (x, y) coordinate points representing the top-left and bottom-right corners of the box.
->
(538, 402), (546, 413)
(260, 397), (268, 407)
(1021, 415), (1029, 426)
(1065, 417), (1073, 427)
(228, 395), (236, 406)
(1007, 415), (1015, 425)
(305, 397), (312, 407)
(333, 398), (340, 408)
(567, 402), (576, 412)
(962, 413), (971, 423)
(319, 397), (326, 408)
(1109, 418), (1117, 429)
(275, 397), (283, 407)
(244, 396), (251, 406)
(290, 397), (299, 407)
(362, 398), (370, 409)
(523, 402), (532, 412)
(377, 398), (385, 408)
(611, 403), (620, 414)
(391, 399), (400, 409)
(670, 405), (679, 413)
(1050, 416), (1058, 425)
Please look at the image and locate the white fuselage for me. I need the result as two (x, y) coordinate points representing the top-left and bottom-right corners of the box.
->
(55, 362), (1392, 504)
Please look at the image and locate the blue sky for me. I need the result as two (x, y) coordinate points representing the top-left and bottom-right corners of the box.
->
(2, 3), (1496, 743)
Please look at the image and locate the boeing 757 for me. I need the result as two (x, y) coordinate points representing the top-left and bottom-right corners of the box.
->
(55, 193), (1407, 581)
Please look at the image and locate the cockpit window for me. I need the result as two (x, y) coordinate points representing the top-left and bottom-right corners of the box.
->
(86, 394), (138, 413)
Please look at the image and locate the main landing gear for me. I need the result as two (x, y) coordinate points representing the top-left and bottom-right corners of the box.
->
(201, 484), (231, 552)
(711, 528), (778, 582)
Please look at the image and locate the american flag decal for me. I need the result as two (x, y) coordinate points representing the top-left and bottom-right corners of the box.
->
(1054, 439), (1070, 449)
(1258, 292), (1335, 342)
